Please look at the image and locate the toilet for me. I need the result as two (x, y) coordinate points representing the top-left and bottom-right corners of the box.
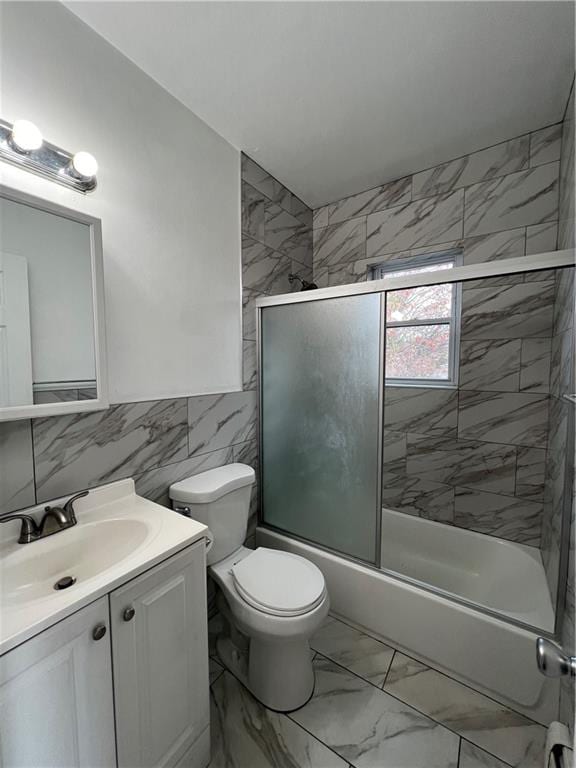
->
(169, 463), (329, 712)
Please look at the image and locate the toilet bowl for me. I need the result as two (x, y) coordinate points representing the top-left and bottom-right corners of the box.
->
(169, 463), (329, 712)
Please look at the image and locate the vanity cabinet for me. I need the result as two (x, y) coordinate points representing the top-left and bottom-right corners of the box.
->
(0, 541), (210, 768)
(0, 597), (116, 767)
(111, 542), (210, 768)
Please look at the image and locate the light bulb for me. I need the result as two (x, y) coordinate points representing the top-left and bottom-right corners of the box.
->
(10, 120), (43, 152)
(71, 151), (98, 179)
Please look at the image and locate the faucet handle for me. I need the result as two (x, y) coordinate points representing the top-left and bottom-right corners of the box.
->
(63, 490), (89, 522)
(0, 514), (40, 544)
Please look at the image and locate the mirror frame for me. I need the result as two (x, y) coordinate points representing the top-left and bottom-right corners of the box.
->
(0, 185), (108, 421)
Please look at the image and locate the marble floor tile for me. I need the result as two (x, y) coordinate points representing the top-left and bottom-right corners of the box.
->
(33, 399), (188, 503)
(463, 162), (559, 238)
(0, 420), (35, 515)
(458, 740), (512, 768)
(459, 339), (521, 392)
(458, 391), (549, 448)
(209, 658), (224, 686)
(384, 386), (458, 437)
(366, 189), (464, 257)
(310, 617), (395, 687)
(211, 672), (349, 768)
(291, 656), (459, 768)
(383, 653), (545, 767)
(413, 136), (529, 200)
(188, 392), (257, 457)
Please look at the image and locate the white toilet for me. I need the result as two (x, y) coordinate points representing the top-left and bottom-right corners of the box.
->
(169, 463), (329, 712)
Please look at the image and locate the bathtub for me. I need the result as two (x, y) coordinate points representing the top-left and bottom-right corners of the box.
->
(257, 510), (560, 725)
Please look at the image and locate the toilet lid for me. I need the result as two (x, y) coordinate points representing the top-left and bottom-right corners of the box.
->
(231, 548), (326, 617)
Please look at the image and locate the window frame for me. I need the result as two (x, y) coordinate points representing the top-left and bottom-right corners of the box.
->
(370, 249), (463, 388)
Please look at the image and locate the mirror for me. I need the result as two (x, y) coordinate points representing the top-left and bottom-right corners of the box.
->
(0, 186), (107, 420)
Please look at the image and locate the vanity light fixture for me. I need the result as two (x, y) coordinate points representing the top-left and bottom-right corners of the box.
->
(0, 117), (98, 192)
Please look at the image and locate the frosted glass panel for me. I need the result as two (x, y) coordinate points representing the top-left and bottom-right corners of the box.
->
(261, 293), (381, 563)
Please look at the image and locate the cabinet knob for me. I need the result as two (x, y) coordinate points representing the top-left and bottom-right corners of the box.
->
(92, 623), (107, 641)
(123, 606), (135, 622)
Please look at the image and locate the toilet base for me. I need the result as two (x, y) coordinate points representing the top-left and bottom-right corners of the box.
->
(215, 603), (316, 713)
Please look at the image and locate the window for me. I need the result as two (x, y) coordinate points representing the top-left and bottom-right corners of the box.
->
(371, 250), (461, 386)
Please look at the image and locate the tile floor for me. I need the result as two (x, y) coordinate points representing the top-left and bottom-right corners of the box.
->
(208, 613), (546, 768)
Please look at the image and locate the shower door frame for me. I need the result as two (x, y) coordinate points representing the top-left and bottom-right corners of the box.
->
(255, 249), (575, 640)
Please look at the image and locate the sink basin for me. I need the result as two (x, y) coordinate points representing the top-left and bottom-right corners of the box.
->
(2, 517), (149, 607)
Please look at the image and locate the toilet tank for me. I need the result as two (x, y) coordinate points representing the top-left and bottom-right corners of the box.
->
(169, 463), (255, 565)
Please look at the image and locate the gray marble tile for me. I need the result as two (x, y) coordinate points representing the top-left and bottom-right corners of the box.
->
(208, 612), (225, 660)
(516, 447), (546, 501)
(188, 391), (257, 457)
(242, 235), (292, 295)
(519, 338), (552, 393)
(290, 195), (313, 229)
(463, 163), (559, 238)
(383, 429), (407, 475)
(381, 472), (455, 523)
(242, 181), (265, 240)
(558, 88), (575, 250)
(0, 421), (35, 515)
(383, 653), (545, 767)
(233, 438), (259, 534)
(264, 200), (310, 264)
(328, 177), (412, 225)
(458, 740), (511, 768)
(242, 287), (265, 341)
(134, 446), (234, 508)
(242, 153), (292, 212)
(33, 399), (188, 503)
(384, 387), (458, 437)
(321, 260), (367, 288)
(460, 281), (554, 340)
(314, 218), (366, 270)
(413, 136), (529, 200)
(553, 268), (575, 336)
(454, 487), (543, 546)
(525, 221), (558, 256)
(458, 391), (549, 448)
(366, 190), (464, 257)
(313, 204), (332, 230)
(311, 616), (395, 686)
(209, 658), (224, 686)
(530, 124), (562, 168)
(459, 339), (521, 392)
(406, 434), (516, 495)
(291, 656), (459, 768)
(211, 671), (349, 768)
(461, 228), (526, 268)
(243, 340), (257, 391)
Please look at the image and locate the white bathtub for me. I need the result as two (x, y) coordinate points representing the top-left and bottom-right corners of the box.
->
(257, 514), (560, 725)
(381, 508), (554, 633)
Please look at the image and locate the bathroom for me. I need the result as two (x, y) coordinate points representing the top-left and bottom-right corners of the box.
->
(0, 1), (574, 767)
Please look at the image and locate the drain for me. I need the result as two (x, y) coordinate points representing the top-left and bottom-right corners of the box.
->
(54, 575), (77, 591)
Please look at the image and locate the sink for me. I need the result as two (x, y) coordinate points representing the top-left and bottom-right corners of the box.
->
(2, 517), (149, 607)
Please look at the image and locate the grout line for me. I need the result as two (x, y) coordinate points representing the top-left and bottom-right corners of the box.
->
(456, 737), (462, 768)
(459, 738), (515, 768)
(325, 614), (547, 728)
(381, 649), (396, 690)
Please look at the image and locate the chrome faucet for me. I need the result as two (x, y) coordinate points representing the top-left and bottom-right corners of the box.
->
(0, 491), (89, 544)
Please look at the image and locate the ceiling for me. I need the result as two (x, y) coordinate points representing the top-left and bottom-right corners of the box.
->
(65, 1), (574, 208)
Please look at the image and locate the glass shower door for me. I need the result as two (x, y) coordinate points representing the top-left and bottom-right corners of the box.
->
(260, 293), (382, 563)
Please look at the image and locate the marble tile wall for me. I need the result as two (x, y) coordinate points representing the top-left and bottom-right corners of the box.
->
(382, 268), (559, 548)
(554, 78), (575, 739)
(313, 123), (562, 288)
(0, 155), (312, 551)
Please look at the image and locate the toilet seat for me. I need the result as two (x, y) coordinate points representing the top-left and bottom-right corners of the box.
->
(231, 548), (326, 617)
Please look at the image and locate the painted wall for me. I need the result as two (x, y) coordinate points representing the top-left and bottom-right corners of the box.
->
(0, 154), (312, 548)
(0, 1), (241, 404)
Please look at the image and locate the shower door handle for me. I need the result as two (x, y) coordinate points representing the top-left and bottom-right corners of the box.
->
(536, 638), (576, 678)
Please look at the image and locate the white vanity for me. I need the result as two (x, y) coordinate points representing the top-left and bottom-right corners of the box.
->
(0, 480), (211, 768)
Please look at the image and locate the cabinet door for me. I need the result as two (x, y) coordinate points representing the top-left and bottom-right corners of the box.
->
(0, 597), (116, 767)
(111, 543), (209, 768)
